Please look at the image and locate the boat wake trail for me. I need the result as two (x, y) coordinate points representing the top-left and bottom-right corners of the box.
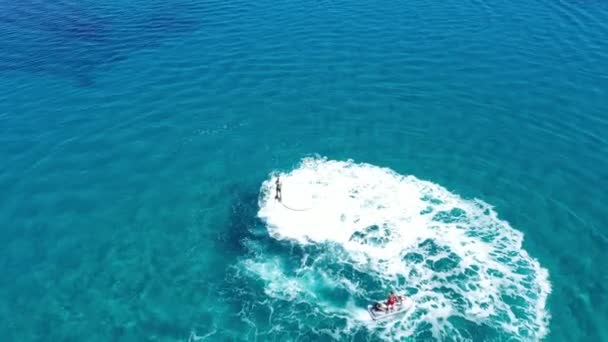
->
(237, 157), (551, 341)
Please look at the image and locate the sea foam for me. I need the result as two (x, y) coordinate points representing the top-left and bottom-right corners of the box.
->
(245, 157), (550, 340)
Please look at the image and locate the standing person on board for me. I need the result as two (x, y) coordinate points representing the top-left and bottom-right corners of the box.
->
(275, 176), (282, 202)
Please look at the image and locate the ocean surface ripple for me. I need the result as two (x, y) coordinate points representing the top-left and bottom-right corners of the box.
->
(0, 0), (607, 341)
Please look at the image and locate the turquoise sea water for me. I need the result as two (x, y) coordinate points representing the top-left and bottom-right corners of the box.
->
(1, 0), (607, 340)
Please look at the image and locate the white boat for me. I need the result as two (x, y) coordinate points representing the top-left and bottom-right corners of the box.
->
(367, 297), (413, 321)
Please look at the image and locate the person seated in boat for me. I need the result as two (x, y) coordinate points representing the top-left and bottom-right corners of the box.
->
(386, 291), (401, 311)
(372, 301), (385, 312)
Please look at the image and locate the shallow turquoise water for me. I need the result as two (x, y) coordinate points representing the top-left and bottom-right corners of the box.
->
(0, 0), (607, 340)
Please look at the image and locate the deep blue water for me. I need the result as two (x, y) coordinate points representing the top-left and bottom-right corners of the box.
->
(1, 0), (607, 340)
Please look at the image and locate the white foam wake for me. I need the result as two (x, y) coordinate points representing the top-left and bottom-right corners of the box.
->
(248, 157), (551, 340)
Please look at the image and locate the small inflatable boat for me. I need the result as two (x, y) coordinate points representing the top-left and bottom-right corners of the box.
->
(367, 297), (413, 321)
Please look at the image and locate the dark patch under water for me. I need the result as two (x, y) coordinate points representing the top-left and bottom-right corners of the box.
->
(0, 0), (200, 86)
(219, 183), (261, 255)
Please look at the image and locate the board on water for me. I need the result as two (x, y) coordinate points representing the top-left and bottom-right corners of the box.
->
(367, 297), (413, 321)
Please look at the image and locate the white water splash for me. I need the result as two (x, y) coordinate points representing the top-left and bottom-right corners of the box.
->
(247, 157), (551, 341)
